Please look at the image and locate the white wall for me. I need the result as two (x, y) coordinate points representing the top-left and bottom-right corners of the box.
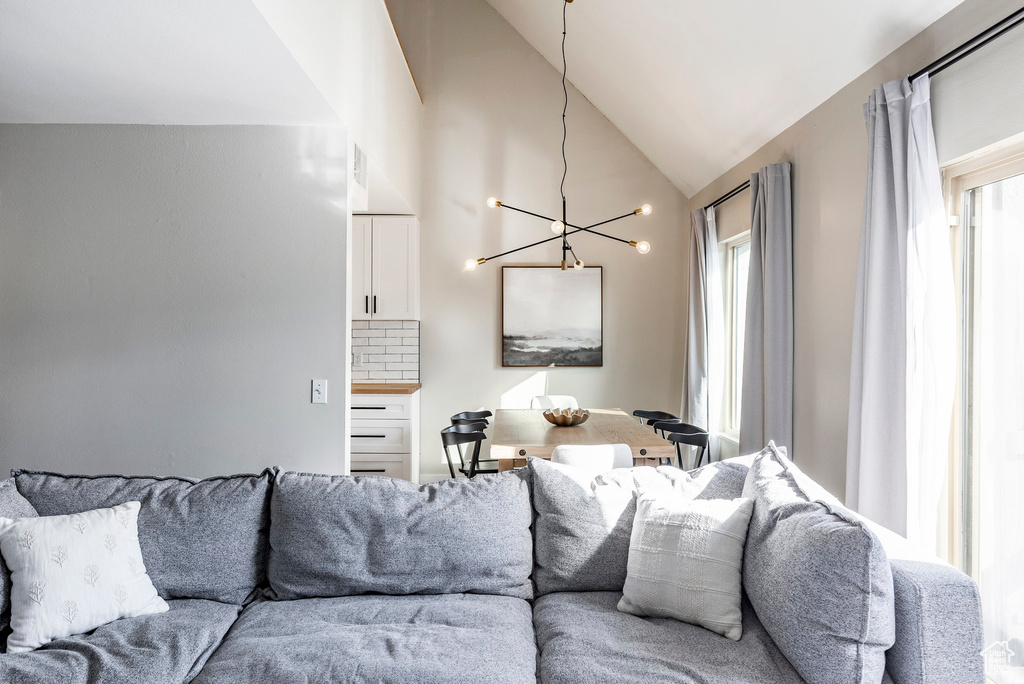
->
(387, 0), (690, 482)
(688, 0), (1024, 498)
(0, 124), (349, 478)
(252, 0), (423, 215)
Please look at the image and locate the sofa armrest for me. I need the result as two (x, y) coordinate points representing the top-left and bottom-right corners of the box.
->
(858, 518), (985, 684)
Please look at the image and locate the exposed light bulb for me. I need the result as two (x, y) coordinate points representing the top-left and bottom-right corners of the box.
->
(551, 220), (565, 234)
(487, 197), (500, 208)
(635, 240), (651, 255)
(465, 258), (479, 271)
(573, 259), (585, 270)
(641, 204), (653, 216)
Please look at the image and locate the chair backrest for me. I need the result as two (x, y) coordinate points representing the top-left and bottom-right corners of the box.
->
(550, 443), (633, 477)
(632, 409), (678, 425)
(440, 425), (487, 478)
(450, 410), (493, 425)
(665, 428), (710, 469)
(530, 395), (580, 411)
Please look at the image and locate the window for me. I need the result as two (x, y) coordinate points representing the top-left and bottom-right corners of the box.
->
(945, 142), (1024, 659)
(721, 234), (751, 438)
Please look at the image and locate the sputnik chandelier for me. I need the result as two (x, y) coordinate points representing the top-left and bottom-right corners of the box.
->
(466, 0), (652, 272)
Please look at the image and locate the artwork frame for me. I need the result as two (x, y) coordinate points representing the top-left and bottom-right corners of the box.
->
(501, 265), (603, 367)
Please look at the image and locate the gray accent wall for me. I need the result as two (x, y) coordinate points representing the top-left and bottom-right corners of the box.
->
(0, 125), (348, 478)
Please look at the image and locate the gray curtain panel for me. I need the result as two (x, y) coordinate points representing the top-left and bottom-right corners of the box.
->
(682, 207), (723, 461)
(846, 75), (955, 540)
(739, 164), (794, 456)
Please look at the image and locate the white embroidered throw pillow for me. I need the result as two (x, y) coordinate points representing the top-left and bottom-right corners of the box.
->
(0, 501), (168, 652)
(617, 495), (754, 640)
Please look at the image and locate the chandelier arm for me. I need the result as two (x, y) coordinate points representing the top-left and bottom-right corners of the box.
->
(481, 232), (566, 262)
(498, 203), (559, 224)
(571, 227), (632, 245)
(572, 210), (641, 232)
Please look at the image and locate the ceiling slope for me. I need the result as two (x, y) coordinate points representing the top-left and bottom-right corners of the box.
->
(0, 0), (339, 124)
(486, 0), (966, 196)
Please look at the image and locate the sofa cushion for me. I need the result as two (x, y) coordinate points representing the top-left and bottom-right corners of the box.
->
(531, 457), (748, 596)
(0, 598), (241, 684)
(191, 594), (537, 684)
(0, 479), (37, 633)
(534, 591), (804, 684)
(741, 443), (895, 684)
(13, 469), (274, 605)
(267, 469), (533, 600)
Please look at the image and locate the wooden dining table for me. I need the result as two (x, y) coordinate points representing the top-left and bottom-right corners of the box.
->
(488, 408), (675, 471)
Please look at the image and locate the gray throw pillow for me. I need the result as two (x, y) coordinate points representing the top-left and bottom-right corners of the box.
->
(0, 479), (38, 632)
(12, 469), (273, 605)
(267, 469), (534, 600)
(741, 443), (895, 684)
(530, 457), (748, 596)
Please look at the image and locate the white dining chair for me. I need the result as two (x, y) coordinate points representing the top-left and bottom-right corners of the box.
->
(550, 443), (633, 476)
(530, 395), (580, 410)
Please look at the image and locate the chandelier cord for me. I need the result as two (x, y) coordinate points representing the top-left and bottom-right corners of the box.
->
(559, 0), (568, 208)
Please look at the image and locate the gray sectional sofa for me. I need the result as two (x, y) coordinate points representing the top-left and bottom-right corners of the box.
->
(0, 453), (984, 684)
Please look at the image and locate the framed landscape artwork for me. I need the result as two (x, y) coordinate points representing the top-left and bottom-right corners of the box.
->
(502, 266), (603, 367)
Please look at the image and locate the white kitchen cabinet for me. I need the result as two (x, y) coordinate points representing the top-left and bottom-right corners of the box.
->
(350, 391), (420, 482)
(351, 216), (419, 321)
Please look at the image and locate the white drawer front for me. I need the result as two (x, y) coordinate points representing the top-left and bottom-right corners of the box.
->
(351, 419), (411, 453)
(351, 459), (409, 480)
(351, 394), (412, 421)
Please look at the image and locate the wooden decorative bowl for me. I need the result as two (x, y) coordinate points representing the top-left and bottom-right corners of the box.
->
(542, 408), (590, 427)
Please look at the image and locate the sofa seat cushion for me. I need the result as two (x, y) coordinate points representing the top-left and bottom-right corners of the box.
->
(13, 469), (274, 605)
(192, 594), (537, 684)
(0, 598), (241, 684)
(534, 591), (804, 684)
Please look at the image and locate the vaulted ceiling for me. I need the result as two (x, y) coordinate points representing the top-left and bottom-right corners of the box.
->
(485, 0), (967, 196)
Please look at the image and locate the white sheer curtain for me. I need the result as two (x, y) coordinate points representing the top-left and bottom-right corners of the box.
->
(846, 75), (955, 549)
(739, 163), (794, 456)
(682, 207), (724, 461)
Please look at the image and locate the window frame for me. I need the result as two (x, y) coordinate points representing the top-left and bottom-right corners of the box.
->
(719, 231), (752, 443)
(942, 137), (1024, 574)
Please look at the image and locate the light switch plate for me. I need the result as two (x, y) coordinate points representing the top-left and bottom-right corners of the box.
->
(311, 379), (327, 404)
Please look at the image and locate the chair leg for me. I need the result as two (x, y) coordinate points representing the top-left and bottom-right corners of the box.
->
(443, 446), (457, 479)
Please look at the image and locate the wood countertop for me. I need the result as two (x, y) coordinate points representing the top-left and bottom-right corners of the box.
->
(352, 382), (422, 395)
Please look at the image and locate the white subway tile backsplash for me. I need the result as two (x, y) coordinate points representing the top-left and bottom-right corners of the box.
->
(353, 345), (386, 354)
(352, 320), (420, 382)
(386, 345), (418, 354)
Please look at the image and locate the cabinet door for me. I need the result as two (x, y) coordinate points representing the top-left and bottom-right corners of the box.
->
(371, 217), (419, 320)
(351, 216), (373, 320)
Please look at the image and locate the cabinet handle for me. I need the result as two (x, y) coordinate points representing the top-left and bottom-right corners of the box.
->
(373, 295), (377, 314)
(354, 434), (387, 439)
(353, 406), (387, 411)
(352, 469), (386, 474)
(365, 295), (369, 314)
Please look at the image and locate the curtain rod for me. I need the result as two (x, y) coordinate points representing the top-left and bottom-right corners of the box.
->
(704, 179), (750, 211)
(910, 6), (1024, 82)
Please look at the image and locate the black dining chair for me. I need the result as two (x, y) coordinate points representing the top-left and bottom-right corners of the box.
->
(632, 410), (678, 429)
(450, 410), (493, 426)
(441, 422), (499, 479)
(665, 426), (710, 470)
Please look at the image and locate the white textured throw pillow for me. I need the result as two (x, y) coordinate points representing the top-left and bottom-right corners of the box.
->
(0, 501), (168, 652)
(617, 495), (754, 640)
